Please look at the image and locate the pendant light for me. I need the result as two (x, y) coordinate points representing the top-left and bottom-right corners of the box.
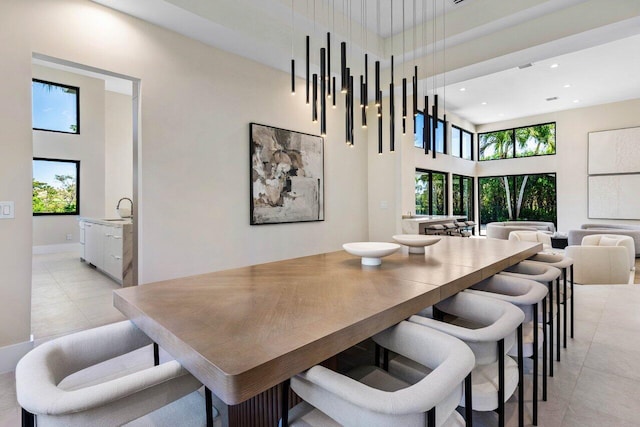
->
(401, 0), (407, 136)
(320, 48), (326, 135)
(291, 0), (295, 95)
(305, 35), (310, 103)
(389, 0), (395, 152)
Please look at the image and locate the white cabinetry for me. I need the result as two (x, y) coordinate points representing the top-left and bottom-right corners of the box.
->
(79, 219), (132, 286)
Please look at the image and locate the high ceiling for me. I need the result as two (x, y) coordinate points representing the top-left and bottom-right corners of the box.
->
(90, 0), (640, 125)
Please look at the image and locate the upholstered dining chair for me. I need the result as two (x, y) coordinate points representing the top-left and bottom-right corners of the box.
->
(527, 252), (575, 347)
(581, 234), (635, 270)
(499, 261), (562, 370)
(16, 320), (206, 427)
(407, 292), (526, 427)
(287, 321), (475, 427)
(465, 274), (549, 425)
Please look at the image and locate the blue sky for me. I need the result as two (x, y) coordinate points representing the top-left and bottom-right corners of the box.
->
(32, 81), (77, 133)
(33, 160), (77, 188)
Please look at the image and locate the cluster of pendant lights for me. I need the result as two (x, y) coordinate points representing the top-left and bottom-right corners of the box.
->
(290, 0), (448, 158)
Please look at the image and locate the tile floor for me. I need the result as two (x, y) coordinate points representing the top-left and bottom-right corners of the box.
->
(1, 255), (639, 426)
(30, 251), (126, 341)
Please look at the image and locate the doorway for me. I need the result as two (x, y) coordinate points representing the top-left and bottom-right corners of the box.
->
(30, 54), (140, 341)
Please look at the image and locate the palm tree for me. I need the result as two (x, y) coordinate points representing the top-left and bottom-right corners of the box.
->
(479, 130), (514, 160)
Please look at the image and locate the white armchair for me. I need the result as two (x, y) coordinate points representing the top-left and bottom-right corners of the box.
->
(508, 230), (552, 250)
(581, 234), (635, 270)
(16, 321), (204, 427)
(565, 235), (633, 285)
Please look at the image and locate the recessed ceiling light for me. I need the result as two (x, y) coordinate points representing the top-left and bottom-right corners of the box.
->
(573, 99), (580, 103)
(550, 63), (559, 68)
(459, 87), (466, 92)
(563, 84), (571, 88)
(481, 102), (487, 105)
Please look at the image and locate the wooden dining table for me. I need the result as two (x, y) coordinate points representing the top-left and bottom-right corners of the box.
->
(113, 236), (541, 425)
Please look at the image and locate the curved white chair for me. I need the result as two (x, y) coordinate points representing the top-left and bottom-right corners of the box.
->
(288, 321), (475, 427)
(466, 274), (549, 424)
(508, 230), (552, 250)
(16, 321), (204, 427)
(408, 292), (525, 427)
(527, 252), (575, 347)
(582, 234), (635, 271)
(565, 245), (630, 285)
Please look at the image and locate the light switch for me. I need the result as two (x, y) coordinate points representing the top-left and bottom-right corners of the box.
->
(0, 201), (14, 219)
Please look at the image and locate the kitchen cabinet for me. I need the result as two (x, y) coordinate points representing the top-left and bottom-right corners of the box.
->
(79, 218), (133, 286)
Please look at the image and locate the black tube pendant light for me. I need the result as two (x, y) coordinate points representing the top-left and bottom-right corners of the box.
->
(350, 74), (354, 145)
(305, 35), (310, 104)
(413, 66), (418, 131)
(424, 95), (429, 154)
(312, 73), (318, 122)
(345, 67), (350, 143)
(290, 0), (295, 95)
(341, 42), (347, 93)
(432, 94), (438, 158)
(401, 0), (407, 135)
(375, 61), (380, 108)
(332, 76), (336, 108)
(327, 32), (331, 98)
(320, 48), (326, 136)
(361, 75), (366, 128)
(390, 56), (395, 152)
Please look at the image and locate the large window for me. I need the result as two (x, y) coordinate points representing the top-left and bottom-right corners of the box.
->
(478, 173), (556, 234)
(414, 112), (445, 154)
(33, 158), (80, 215)
(451, 126), (473, 160)
(479, 122), (555, 161)
(415, 169), (448, 215)
(32, 79), (80, 134)
(452, 174), (474, 221)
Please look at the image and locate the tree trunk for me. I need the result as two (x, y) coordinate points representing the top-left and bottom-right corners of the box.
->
(503, 176), (513, 220)
(516, 175), (529, 219)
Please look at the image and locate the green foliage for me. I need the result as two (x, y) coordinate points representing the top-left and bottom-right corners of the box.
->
(479, 174), (556, 225)
(415, 171), (447, 215)
(479, 123), (555, 160)
(33, 174), (77, 214)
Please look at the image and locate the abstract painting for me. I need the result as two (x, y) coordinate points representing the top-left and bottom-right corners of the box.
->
(250, 123), (324, 225)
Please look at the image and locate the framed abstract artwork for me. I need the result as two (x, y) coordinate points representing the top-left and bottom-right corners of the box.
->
(250, 123), (324, 225)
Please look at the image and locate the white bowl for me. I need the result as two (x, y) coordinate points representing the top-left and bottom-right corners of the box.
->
(392, 234), (441, 254)
(343, 242), (401, 266)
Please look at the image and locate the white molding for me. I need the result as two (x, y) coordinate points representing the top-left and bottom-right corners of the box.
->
(32, 243), (81, 255)
(0, 339), (34, 373)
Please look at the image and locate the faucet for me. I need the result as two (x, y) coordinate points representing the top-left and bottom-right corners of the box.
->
(116, 197), (133, 218)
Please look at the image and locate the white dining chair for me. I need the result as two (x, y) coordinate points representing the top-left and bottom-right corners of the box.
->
(407, 292), (526, 427)
(287, 320), (475, 427)
(465, 274), (549, 425)
(16, 321), (209, 427)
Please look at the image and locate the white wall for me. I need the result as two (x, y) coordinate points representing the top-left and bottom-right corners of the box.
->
(0, 0), (33, 349)
(32, 65), (106, 246)
(0, 0), (370, 355)
(105, 91), (133, 218)
(476, 98), (640, 232)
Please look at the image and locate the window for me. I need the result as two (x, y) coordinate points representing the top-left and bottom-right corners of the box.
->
(414, 112), (445, 154)
(451, 126), (474, 160)
(32, 79), (80, 134)
(415, 169), (448, 215)
(478, 173), (556, 234)
(33, 158), (80, 215)
(452, 174), (474, 221)
(479, 122), (555, 161)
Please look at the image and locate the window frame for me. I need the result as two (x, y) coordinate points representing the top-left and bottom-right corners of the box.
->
(477, 172), (557, 234)
(414, 111), (446, 154)
(32, 78), (81, 135)
(452, 173), (475, 221)
(33, 157), (81, 216)
(451, 125), (474, 161)
(415, 168), (449, 216)
(478, 121), (556, 161)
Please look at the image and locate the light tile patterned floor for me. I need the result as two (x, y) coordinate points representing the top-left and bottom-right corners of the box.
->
(1, 256), (639, 426)
(31, 251), (126, 341)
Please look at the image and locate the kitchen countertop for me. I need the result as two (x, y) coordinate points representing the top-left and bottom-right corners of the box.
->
(79, 217), (133, 227)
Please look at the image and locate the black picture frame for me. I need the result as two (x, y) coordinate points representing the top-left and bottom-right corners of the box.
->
(250, 123), (324, 225)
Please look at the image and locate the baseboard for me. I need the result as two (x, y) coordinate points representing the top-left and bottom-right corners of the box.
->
(32, 243), (81, 255)
(0, 338), (34, 373)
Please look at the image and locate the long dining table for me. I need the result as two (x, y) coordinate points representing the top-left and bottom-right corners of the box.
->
(113, 236), (541, 425)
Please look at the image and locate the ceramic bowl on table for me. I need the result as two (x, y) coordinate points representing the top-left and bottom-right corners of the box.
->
(342, 242), (401, 266)
(392, 234), (441, 254)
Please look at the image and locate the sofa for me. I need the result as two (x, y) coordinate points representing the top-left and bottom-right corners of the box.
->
(568, 223), (640, 257)
(485, 221), (556, 240)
